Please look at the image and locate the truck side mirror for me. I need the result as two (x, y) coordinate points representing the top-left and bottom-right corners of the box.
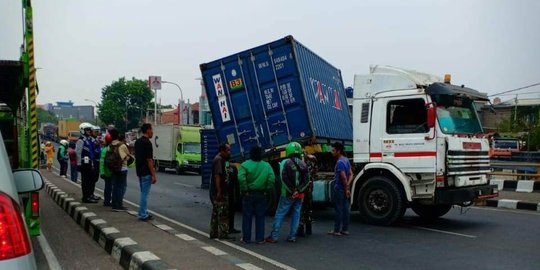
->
(426, 102), (436, 128)
(13, 169), (45, 193)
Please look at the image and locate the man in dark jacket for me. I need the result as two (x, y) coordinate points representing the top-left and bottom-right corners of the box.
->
(266, 142), (309, 243)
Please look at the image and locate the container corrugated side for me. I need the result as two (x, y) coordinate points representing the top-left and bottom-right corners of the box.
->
(200, 129), (219, 189)
(200, 36), (352, 161)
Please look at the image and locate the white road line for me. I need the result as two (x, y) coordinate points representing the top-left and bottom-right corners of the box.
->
(37, 232), (63, 270)
(176, 234), (196, 241)
(412, 226), (477, 238)
(472, 206), (540, 216)
(202, 246), (228, 256)
(237, 263), (264, 270)
(53, 174), (299, 270)
(173, 182), (195, 188)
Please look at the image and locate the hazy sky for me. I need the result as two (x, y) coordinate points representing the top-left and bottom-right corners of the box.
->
(1, 0), (539, 107)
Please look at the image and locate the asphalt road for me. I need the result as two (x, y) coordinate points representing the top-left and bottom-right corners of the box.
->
(32, 180), (122, 270)
(88, 168), (540, 270)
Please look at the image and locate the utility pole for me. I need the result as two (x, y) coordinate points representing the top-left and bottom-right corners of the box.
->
(23, 0), (39, 169)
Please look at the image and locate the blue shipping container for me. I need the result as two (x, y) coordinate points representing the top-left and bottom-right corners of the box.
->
(200, 129), (219, 189)
(200, 35), (352, 161)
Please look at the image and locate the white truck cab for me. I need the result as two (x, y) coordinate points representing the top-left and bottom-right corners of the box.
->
(351, 65), (498, 225)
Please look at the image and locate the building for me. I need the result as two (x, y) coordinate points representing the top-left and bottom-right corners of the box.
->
(51, 101), (94, 122)
(479, 97), (540, 132)
(158, 103), (200, 125)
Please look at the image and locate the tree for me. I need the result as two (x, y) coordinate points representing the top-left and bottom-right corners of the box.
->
(36, 108), (57, 125)
(98, 77), (153, 132)
(496, 105), (540, 151)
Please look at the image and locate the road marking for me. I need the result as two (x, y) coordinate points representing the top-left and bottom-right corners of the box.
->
(173, 182), (195, 188)
(472, 206), (540, 216)
(412, 226), (477, 238)
(37, 232), (63, 270)
(55, 172), (299, 270)
(202, 246), (227, 256)
(237, 263), (264, 270)
(176, 233), (196, 241)
(155, 224), (174, 231)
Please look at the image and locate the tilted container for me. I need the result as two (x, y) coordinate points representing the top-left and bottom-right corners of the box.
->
(200, 36), (352, 161)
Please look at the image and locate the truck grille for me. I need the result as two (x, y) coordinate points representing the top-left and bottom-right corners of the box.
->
(447, 150), (490, 176)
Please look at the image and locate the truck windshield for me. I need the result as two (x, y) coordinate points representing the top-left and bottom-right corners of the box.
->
(183, 143), (201, 154)
(431, 95), (483, 134)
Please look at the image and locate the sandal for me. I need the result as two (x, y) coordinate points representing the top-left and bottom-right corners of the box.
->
(327, 230), (343, 236)
(340, 231), (350, 236)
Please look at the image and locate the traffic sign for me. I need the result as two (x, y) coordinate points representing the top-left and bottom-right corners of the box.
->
(149, 76), (161, 90)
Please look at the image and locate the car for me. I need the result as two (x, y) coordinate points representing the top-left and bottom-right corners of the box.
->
(0, 132), (44, 269)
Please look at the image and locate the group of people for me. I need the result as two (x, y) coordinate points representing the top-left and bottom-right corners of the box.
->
(41, 122), (158, 221)
(209, 140), (353, 244)
(76, 122), (158, 221)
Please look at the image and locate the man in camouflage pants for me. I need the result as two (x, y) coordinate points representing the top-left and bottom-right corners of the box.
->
(209, 143), (235, 240)
(298, 154), (317, 236)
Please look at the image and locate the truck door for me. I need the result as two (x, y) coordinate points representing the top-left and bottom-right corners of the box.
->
(377, 97), (436, 173)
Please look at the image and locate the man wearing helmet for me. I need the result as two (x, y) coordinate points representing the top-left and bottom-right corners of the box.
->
(266, 142), (309, 243)
(57, 140), (69, 177)
(76, 123), (98, 203)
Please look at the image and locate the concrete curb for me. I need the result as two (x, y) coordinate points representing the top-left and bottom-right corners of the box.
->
(489, 180), (540, 192)
(485, 198), (540, 212)
(44, 180), (177, 270)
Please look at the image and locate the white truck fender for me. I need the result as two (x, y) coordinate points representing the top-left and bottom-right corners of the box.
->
(351, 163), (413, 202)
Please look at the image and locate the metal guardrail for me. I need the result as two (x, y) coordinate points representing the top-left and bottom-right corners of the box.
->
(489, 162), (540, 180)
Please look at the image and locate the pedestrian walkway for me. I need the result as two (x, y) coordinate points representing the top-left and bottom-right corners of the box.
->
(40, 170), (264, 270)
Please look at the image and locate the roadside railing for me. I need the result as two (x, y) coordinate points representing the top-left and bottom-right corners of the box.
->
(489, 162), (540, 180)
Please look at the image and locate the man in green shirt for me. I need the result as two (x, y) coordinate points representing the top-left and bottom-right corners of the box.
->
(238, 146), (275, 244)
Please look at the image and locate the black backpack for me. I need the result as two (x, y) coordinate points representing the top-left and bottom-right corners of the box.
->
(104, 144), (123, 173)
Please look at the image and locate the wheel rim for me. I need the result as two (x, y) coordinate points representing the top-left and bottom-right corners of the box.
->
(366, 188), (392, 215)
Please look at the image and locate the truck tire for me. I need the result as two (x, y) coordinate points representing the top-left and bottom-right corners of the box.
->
(411, 204), (452, 220)
(357, 176), (406, 226)
(175, 166), (184, 175)
(155, 161), (165, 172)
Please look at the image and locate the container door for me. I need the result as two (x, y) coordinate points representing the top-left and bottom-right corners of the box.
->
(248, 45), (311, 148)
(203, 59), (261, 159)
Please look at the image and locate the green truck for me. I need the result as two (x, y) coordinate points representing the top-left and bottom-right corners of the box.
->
(152, 125), (202, 174)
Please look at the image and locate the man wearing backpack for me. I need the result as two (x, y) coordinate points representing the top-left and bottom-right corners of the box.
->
(107, 129), (132, 211)
(266, 142), (309, 243)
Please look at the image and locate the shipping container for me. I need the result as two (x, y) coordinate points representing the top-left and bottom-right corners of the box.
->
(57, 119), (80, 139)
(200, 129), (219, 189)
(200, 35), (352, 161)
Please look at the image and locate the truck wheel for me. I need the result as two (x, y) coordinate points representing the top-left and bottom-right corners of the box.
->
(411, 204), (452, 220)
(175, 166), (184, 175)
(155, 161), (165, 172)
(357, 176), (406, 226)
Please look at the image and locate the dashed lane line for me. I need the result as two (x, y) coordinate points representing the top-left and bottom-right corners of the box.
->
(411, 226), (477, 238)
(51, 169), (298, 270)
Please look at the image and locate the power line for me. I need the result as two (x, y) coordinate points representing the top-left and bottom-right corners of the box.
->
(496, 91), (540, 97)
(489, 82), (540, 97)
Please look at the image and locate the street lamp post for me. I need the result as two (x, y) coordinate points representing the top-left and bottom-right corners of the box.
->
(161, 80), (185, 125)
(84, 98), (98, 124)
